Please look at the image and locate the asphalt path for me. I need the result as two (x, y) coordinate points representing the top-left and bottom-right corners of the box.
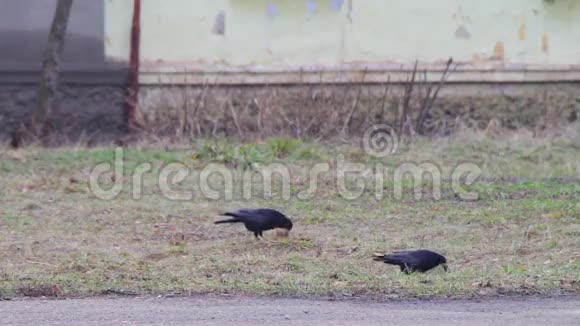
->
(1, 296), (578, 325)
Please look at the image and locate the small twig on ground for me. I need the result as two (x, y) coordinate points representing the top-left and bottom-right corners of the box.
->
(25, 259), (57, 267)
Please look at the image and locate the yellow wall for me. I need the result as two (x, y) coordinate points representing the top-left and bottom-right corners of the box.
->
(105, 0), (580, 82)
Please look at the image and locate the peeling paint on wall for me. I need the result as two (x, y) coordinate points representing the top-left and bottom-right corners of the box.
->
(330, 0), (344, 12)
(306, 0), (317, 18)
(347, 0), (353, 22)
(494, 41), (505, 60)
(212, 10), (226, 35)
(455, 25), (471, 39)
(542, 33), (549, 53)
(266, 2), (279, 19)
(518, 24), (525, 40)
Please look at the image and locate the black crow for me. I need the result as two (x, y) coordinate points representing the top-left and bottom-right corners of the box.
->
(373, 249), (449, 274)
(214, 208), (293, 239)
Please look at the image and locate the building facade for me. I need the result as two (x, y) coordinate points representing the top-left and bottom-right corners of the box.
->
(105, 0), (580, 84)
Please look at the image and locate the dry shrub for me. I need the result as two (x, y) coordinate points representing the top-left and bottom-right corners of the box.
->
(136, 63), (454, 142)
(134, 61), (578, 143)
(137, 84), (400, 141)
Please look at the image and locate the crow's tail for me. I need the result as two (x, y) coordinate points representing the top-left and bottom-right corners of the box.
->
(374, 254), (405, 265)
(214, 212), (244, 224)
(372, 252), (404, 265)
(214, 218), (242, 224)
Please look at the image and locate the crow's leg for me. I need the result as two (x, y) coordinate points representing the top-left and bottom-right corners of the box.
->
(401, 265), (413, 275)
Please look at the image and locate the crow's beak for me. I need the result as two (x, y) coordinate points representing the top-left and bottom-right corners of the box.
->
(442, 263), (450, 272)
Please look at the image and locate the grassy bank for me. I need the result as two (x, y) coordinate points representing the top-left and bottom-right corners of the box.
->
(0, 128), (578, 299)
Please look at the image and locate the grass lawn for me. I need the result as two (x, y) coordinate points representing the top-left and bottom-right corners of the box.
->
(0, 129), (579, 299)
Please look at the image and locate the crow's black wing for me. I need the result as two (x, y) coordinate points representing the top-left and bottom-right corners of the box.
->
(382, 252), (422, 267)
(239, 209), (285, 219)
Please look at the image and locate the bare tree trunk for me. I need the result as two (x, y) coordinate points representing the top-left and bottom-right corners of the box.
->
(31, 0), (74, 140)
